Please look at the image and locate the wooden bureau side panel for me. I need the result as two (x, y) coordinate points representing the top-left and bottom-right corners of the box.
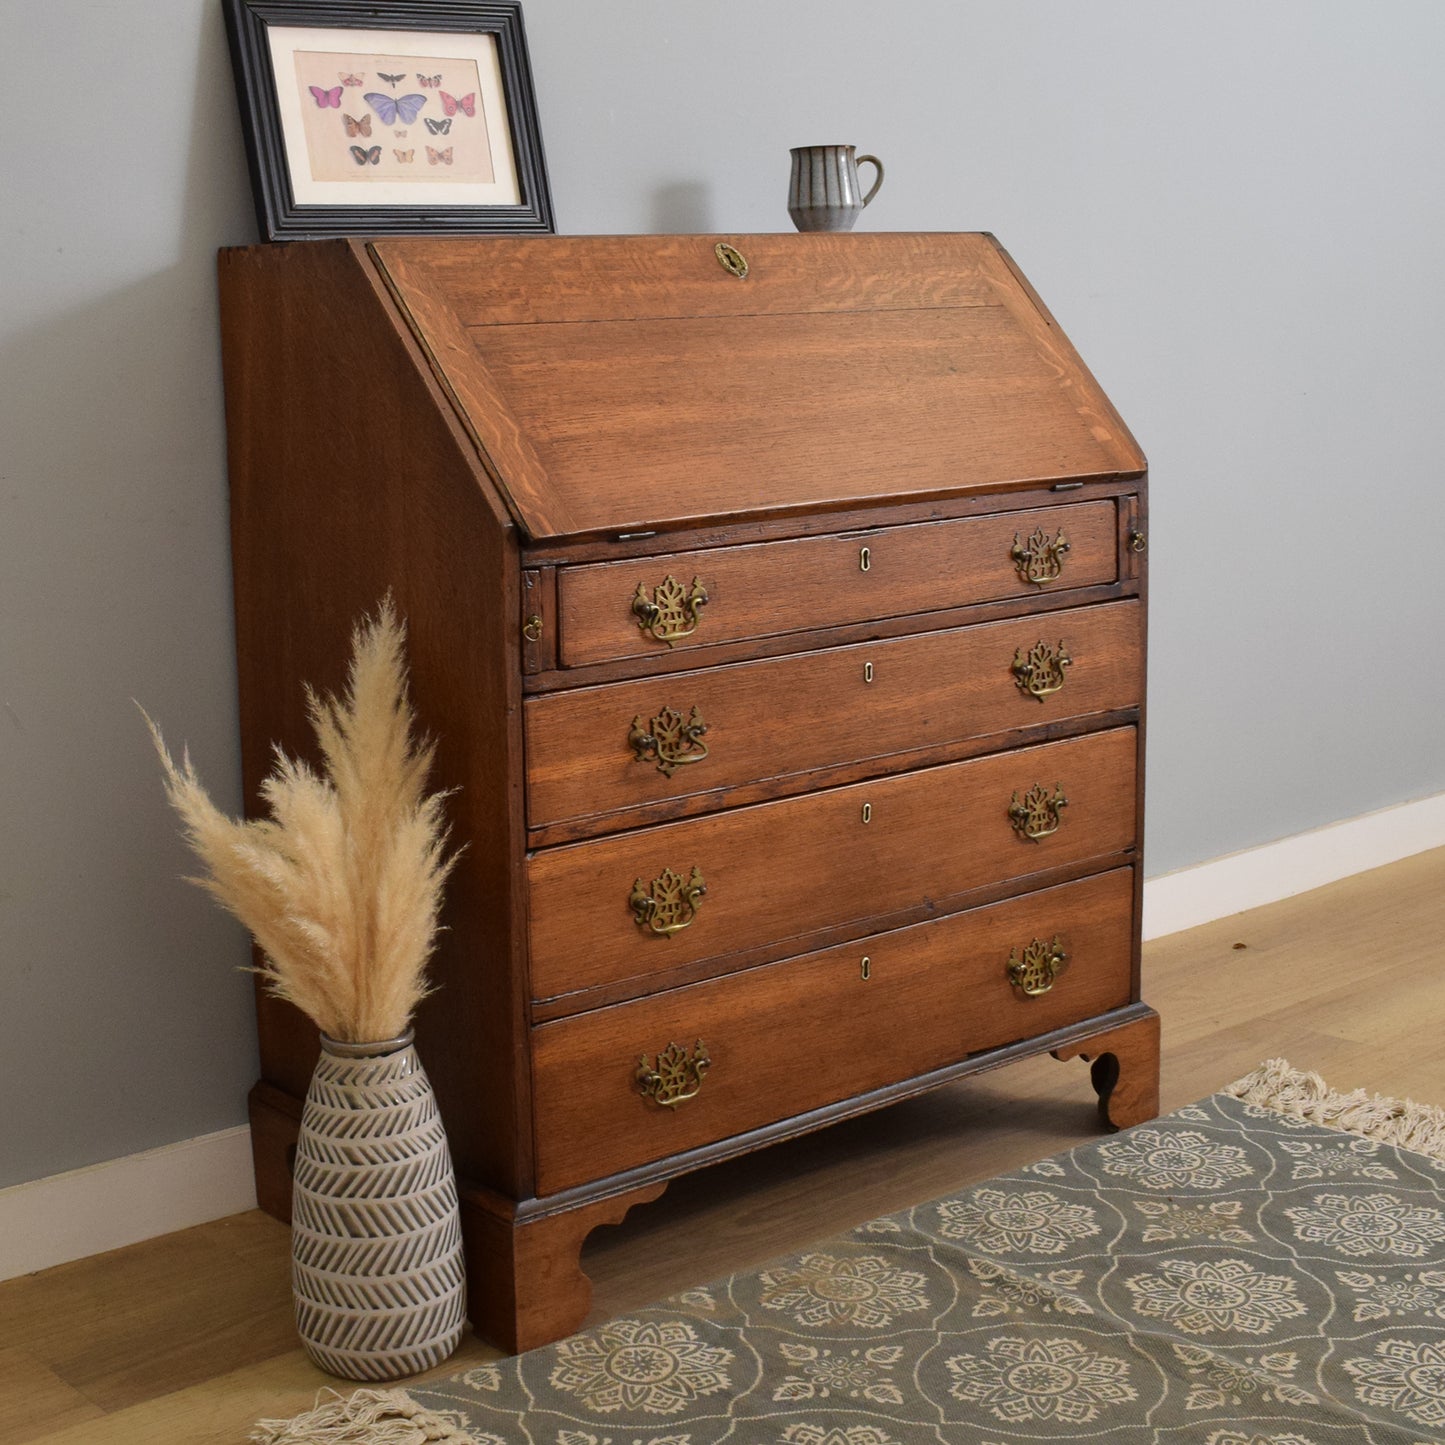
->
(557, 502), (1117, 667)
(526, 600), (1142, 831)
(532, 868), (1135, 1194)
(220, 240), (535, 1199)
(527, 727), (1137, 1001)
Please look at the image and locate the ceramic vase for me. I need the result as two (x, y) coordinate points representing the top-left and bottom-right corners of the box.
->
(290, 1031), (466, 1380)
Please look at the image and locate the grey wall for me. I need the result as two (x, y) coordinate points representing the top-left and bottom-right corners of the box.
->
(2, 0), (1442, 1189)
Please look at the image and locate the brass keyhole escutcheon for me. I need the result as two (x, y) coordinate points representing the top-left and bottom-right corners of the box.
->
(859, 546), (871, 572)
(861, 802), (872, 824)
(864, 661), (874, 684)
(860, 956), (871, 982)
(714, 242), (749, 279)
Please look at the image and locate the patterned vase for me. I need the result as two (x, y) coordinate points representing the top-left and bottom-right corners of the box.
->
(290, 1031), (466, 1380)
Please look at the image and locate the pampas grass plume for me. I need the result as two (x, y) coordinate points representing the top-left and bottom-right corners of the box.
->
(143, 599), (456, 1043)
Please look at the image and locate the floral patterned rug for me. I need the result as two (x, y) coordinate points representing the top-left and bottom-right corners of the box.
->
(254, 1060), (1445, 1444)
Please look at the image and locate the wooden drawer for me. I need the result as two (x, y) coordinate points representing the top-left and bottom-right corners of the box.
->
(555, 501), (1118, 666)
(527, 726), (1136, 1002)
(532, 867), (1135, 1194)
(526, 600), (1141, 832)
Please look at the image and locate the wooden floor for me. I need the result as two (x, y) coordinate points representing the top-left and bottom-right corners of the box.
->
(7, 847), (1444, 1445)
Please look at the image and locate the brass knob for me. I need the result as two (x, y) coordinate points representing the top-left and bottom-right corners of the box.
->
(636, 1040), (711, 1106)
(630, 866), (707, 936)
(1007, 937), (1067, 996)
(632, 575), (708, 646)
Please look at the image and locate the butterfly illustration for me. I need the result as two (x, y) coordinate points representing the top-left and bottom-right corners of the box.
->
(426, 145), (453, 166)
(440, 91), (475, 117)
(343, 113), (372, 137)
(377, 71), (406, 86)
(338, 72), (364, 86)
(308, 84), (343, 108)
(349, 144), (382, 166)
(424, 117), (451, 135)
(393, 148), (414, 163)
(417, 72), (441, 87)
(364, 91), (426, 125)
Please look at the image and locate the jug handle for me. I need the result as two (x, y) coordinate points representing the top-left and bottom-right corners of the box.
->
(857, 155), (884, 207)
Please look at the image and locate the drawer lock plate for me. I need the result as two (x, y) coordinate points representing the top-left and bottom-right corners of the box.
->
(1007, 936), (1067, 997)
(637, 1039), (711, 1106)
(630, 705), (710, 776)
(630, 866), (708, 936)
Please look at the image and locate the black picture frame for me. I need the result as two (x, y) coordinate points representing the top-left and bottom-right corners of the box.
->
(223, 0), (554, 240)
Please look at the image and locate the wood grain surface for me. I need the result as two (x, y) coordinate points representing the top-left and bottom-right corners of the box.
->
(526, 599), (1142, 832)
(555, 501), (1119, 666)
(531, 869), (1134, 1192)
(527, 727), (1139, 1002)
(372, 234), (1146, 541)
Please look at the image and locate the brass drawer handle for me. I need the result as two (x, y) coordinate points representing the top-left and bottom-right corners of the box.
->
(1008, 936), (1067, 997)
(637, 1039), (711, 1107)
(632, 574), (708, 646)
(1012, 640), (1071, 701)
(1011, 526), (1070, 586)
(630, 866), (707, 936)
(1009, 783), (1068, 841)
(630, 705), (709, 776)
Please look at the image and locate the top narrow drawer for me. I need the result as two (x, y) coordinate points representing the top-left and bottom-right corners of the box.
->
(555, 501), (1118, 667)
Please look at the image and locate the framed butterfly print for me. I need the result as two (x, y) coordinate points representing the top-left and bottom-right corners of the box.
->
(223, 0), (553, 239)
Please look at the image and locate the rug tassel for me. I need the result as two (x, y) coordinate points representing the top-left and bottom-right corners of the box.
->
(250, 1388), (479, 1444)
(1227, 1057), (1445, 1164)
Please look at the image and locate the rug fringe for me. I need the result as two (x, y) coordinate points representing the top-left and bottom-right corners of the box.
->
(249, 1388), (479, 1444)
(1226, 1057), (1445, 1164)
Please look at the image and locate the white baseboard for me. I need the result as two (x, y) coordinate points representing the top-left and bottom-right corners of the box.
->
(0, 1125), (257, 1281)
(1143, 791), (1445, 941)
(3, 792), (1441, 1281)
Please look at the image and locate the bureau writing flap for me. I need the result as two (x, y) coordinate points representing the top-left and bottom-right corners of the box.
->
(370, 232), (1144, 542)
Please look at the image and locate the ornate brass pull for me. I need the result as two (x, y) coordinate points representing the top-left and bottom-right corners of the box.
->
(522, 614), (543, 642)
(632, 575), (708, 647)
(637, 1039), (711, 1107)
(630, 705), (709, 777)
(1009, 783), (1068, 841)
(1008, 936), (1067, 997)
(1011, 640), (1071, 701)
(1129, 528), (1147, 553)
(1011, 526), (1070, 586)
(630, 866), (707, 936)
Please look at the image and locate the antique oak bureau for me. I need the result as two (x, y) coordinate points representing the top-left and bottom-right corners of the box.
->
(221, 232), (1157, 1353)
